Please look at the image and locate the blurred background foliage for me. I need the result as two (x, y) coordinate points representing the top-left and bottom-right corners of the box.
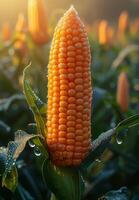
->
(0, 0), (139, 25)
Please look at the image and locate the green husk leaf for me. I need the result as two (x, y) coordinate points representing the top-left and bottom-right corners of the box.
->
(23, 64), (47, 137)
(42, 160), (84, 200)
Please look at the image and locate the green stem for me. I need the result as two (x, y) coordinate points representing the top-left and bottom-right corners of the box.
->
(50, 193), (58, 200)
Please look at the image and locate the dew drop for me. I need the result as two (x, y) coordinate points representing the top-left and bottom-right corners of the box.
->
(116, 137), (123, 145)
(95, 158), (101, 163)
(116, 133), (123, 145)
(116, 129), (128, 145)
(12, 161), (16, 166)
(34, 147), (41, 157)
(28, 140), (35, 148)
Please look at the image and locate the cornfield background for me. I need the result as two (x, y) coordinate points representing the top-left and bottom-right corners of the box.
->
(0, 0), (139, 199)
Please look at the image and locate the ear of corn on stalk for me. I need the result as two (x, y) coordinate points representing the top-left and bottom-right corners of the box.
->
(1, 22), (11, 42)
(130, 17), (139, 35)
(28, 0), (49, 45)
(14, 14), (27, 56)
(46, 6), (92, 166)
(98, 20), (109, 45)
(15, 13), (27, 33)
(107, 26), (115, 46)
(118, 11), (129, 34)
(116, 72), (129, 112)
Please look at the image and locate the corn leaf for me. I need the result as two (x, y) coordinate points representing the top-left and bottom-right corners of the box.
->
(116, 113), (139, 132)
(81, 129), (115, 169)
(23, 64), (47, 137)
(0, 143), (18, 193)
(0, 121), (11, 133)
(0, 94), (25, 112)
(14, 184), (34, 200)
(0, 147), (7, 176)
(99, 187), (129, 200)
(82, 113), (139, 169)
(2, 166), (18, 193)
(3, 130), (41, 175)
(2, 130), (44, 192)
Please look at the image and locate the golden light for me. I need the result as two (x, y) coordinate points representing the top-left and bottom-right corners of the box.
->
(0, 0), (27, 25)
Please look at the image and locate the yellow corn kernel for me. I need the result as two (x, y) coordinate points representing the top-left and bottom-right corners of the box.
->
(117, 72), (129, 112)
(46, 6), (92, 166)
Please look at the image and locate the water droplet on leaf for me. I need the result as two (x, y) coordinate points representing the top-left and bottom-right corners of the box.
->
(116, 137), (123, 145)
(12, 161), (16, 166)
(28, 140), (35, 148)
(116, 132), (123, 145)
(95, 158), (101, 163)
(34, 147), (41, 157)
(116, 129), (128, 145)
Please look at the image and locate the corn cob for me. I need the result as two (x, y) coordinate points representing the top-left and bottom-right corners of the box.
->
(14, 14), (27, 56)
(28, 0), (49, 45)
(2, 22), (11, 42)
(46, 6), (92, 166)
(15, 13), (27, 33)
(107, 26), (115, 46)
(118, 11), (129, 34)
(117, 72), (129, 112)
(14, 36), (27, 57)
(98, 20), (109, 45)
(130, 17), (139, 35)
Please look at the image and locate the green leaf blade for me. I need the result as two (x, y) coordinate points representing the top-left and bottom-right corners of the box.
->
(23, 64), (47, 137)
